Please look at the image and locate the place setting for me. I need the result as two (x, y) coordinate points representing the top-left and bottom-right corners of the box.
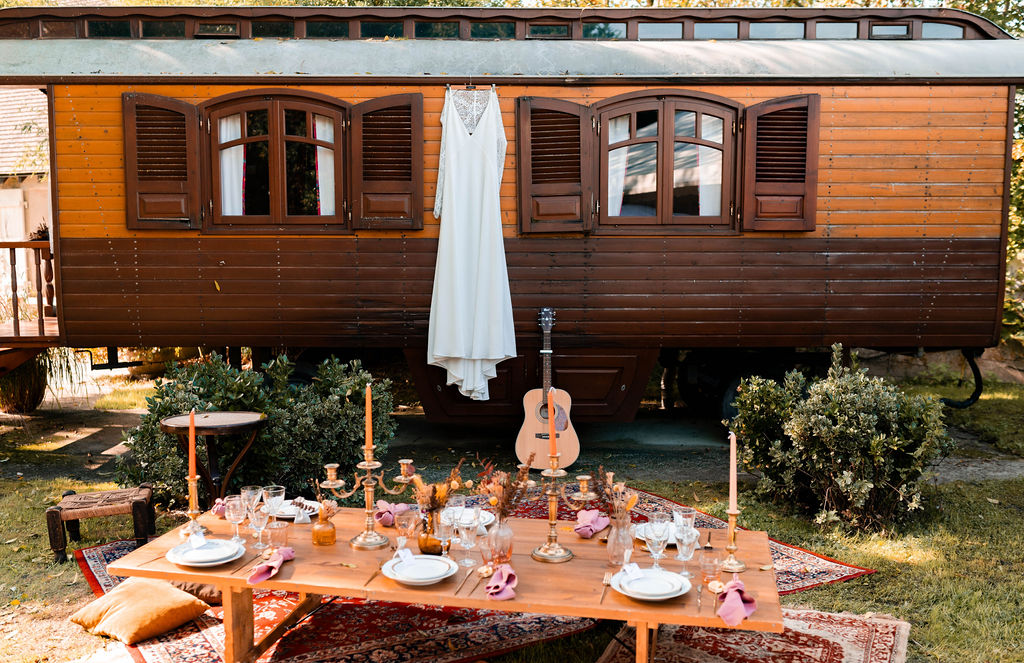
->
(610, 512), (692, 602)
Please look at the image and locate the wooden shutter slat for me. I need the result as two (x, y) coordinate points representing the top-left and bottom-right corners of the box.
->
(351, 93), (424, 230)
(742, 94), (819, 232)
(123, 92), (199, 230)
(517, 97), (593, 234)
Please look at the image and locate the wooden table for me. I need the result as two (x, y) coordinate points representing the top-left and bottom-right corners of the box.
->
(108, 509), (783, 663)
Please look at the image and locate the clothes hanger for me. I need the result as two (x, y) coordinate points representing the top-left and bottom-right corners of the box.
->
(446, 81), (497, 92)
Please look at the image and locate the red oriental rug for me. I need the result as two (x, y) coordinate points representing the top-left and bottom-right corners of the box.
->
(596, 610), (910, 663)
(74, 489), (873, 662)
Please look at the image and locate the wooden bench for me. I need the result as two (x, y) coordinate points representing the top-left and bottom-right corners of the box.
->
(45, 484), (155, 562)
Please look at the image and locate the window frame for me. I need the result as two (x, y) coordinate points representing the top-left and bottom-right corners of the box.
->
(202, 89), (349, 234)
(595, 91), (739, 235)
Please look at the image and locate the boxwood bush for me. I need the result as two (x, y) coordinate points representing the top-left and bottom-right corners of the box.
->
(116, 353), (395, 505)
(729, 344), (951, 529)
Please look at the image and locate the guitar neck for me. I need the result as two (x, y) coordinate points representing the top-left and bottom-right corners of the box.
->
(541, 326), (552, 391)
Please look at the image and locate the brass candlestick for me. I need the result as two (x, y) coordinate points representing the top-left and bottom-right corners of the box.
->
(320, 449), (418, 551)
(720, 508), (747, 573)
(531, 454), (575, 563)
(180, 476), (207, 538)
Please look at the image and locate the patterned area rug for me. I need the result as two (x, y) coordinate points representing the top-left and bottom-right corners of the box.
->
(74, 489), (873, 662)
(596, 610), (910, 663)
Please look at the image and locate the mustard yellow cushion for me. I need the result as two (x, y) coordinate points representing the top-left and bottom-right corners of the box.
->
(71, 577), (209, 644)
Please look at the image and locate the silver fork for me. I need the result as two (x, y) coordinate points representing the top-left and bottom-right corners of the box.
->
(600, 571), (613, 603)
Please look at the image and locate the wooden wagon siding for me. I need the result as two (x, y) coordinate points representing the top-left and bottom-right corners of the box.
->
(52, 83), (1010, 351)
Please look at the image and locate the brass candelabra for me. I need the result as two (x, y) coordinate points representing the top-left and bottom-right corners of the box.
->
(320, 447), (418, 550)
(530, 454), (599, 563)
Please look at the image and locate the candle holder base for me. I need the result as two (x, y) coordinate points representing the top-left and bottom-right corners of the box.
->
(721, 553), (747, 573)
(531, 541), (573, 563)
(350, 529), (390, 551)
(180, 515), (208, 538)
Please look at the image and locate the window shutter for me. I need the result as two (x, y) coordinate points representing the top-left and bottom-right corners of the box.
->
(742, 94), (819, 231)
(516, 97), (594, 234)
(351, 93), (424, 230)
(122, 92), (200, 229)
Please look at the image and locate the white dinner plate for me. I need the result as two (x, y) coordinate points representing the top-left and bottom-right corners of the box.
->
(440, 507), (496, 528)
(166, 539), (245, 567)
(633, 522), (679, 546)
(263, 499), (317, 520)
(382, 555), (459, 586)
(611, 569), (690, 601)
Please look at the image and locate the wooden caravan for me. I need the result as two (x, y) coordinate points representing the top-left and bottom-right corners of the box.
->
(0, 6), (1021, 420)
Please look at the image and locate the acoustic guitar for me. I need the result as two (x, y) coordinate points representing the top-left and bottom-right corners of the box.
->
(515, 308), (580, 470)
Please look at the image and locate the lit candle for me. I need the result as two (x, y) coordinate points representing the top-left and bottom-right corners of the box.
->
(547, 387), (557, 457)
(365, 384), (373, 451)
(188, 409), (196, 479)
(728, 431), (738, 512)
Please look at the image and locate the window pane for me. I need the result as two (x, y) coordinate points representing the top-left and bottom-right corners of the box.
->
(219, 114), (242, 144)
(313, 114), (334, 144)
(529, 24), (569, 38)
(253, 21), (294, 39)
(361, 21), (403, 39)
(673, 144), (721, 217)
(470, 22), (514, 39)
(88, 20), (131, 38)
(196, 22), (238, 37)
(237, 142), (269, 216)
(286, 142), (321, 216)
(306, 21), (348, 38)
(285, 109), (307, 137)
(638, 23), (682, 40)
(922, 22), (964, 39)
(674, 111), (695, 137)
(415, 22), (458, 39)
(246, 110), (268, 137)
(583, 23), (626, 40)
(702, 115), (724, 143)
(608, 115), (630, 144)
(142, 21), (185, 38)
(871, 24), (909, 38)
(636, 110), (658, 138)
(815, 22), (858, 39)
(748, 22), (804, 40)
(694, 22), (738, 40)
(608, 143), (658, 218)
(41, 21), (77, 38)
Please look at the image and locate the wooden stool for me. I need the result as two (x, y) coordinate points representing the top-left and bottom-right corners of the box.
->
(46, 484), (155, 563)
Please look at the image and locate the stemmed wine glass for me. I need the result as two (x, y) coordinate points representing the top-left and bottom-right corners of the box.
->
(394, 510), (418, 554)
(644, 512), (671, 571)
(446, 495), (466, 551)
(673, 507), (700, 575)
(455, 504), (481, 568)
(436, 512), (455, 558)
(224, 495), (247, 545)
(250, 506), (270, 550)
(263, 485), (286, 523)
(240, 485), (262, 535)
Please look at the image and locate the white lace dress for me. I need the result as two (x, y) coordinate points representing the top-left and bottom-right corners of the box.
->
(427, 86), (516, 401)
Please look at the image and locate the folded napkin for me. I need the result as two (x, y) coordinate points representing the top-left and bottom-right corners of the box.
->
(485, 564), (517, 601)
(716, 575), (757, 626)
(373, 500), (410, 527)
(574, 509), (610, 539)
(246, 547), (295, 585)
(211, 498), (226, 518)
(292, 497), (311, 524)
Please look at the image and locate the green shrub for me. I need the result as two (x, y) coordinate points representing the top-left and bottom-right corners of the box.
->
(729, 344), (952, 529)
(115, 353), (395, 505)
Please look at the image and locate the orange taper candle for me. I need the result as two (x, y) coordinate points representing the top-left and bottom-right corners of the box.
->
(365, 384), (373, 451)
(547, 387), (557, 457)
(188, 409), (196, 479)
(728, 431), (738, 512)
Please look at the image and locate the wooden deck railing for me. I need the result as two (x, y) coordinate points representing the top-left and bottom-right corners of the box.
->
(1, 240), (58, 342)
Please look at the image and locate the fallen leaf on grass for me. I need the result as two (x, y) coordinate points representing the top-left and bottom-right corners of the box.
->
(986, 498), (1000, 505)
(2, 539), (16, 545)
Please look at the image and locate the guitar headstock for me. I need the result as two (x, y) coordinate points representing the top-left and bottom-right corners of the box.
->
(538, 307), (555, 332)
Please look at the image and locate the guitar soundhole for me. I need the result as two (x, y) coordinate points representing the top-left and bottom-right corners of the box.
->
(534, 401), (568, 431)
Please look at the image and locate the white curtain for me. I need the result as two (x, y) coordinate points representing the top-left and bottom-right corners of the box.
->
(607, 146), (627, 217)
(313, 114), (335, 216)
(697, 146), (722, 217)
(218, 115), (243, 216)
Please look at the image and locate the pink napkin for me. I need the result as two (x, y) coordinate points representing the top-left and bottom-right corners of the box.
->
(373, 500), (411, 527)
(574, 509), (610, 539)
(246, 547), (295, 585)
(485, 564), (518, 600)
(211, 498), (226, 518)
(716, 575), (757, 626)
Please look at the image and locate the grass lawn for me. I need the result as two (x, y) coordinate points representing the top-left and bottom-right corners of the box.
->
(902, 380), (1024, 456)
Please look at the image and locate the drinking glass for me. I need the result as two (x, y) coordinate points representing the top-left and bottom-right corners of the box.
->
(224, 495), (247, 545)
(250, 507), (270, 550)
(455, 504), (481, 568)
(266, 521), (289, 549)
(644, 512), (671, 570)
(673, 507), (699, 571)
(395, 510), (418, 553)
(436, 512), (455, 558)
(240, 485), (262, 533)
(263, 485), (286, 523)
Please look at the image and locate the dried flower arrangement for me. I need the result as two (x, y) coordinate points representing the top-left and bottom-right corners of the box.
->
(411, 458), (469, 513)
(308, 478), (340, 518)
(590, 466), (638, 520)
(475, 453), (536, 521)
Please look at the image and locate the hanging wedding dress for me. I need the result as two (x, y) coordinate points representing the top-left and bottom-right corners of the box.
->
(427, 86), (516, 401)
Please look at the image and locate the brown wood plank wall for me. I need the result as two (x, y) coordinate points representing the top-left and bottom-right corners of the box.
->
(59, 236), (1001, 349)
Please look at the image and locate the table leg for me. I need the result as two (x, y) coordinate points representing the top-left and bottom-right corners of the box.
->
(634, 621), (657, 663)
(222, 586), (256, 663)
